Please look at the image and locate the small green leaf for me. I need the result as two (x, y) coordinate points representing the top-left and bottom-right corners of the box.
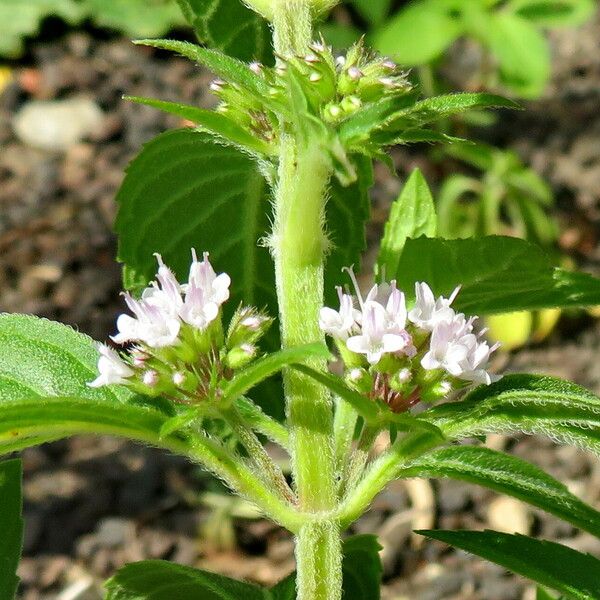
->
(175, 0), (272, 63)
(125, 96), (272, 155)
(402, 446), (600, 538)
(417, 530), (600, 600)
(484, 12), (550, 98)
(0, 459), (23, 600)
(373, 0), (464, 65)
(134, 39), (272, 103)
(376, 168), (437, 280)
(510, 0), (596, 27)
(105, 560), (268, 600)
(395, 236), (600, 315)
(222, 344), (331, 404)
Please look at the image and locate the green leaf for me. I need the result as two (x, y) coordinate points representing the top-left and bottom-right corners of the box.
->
(510, 0), (596, 27)
(0, 314), (193, 455)
(484, 12), (551, 98)
(395, 236), (600, 315)
(124, 96), (272, 155)
(105, 560), (268, 600)
(417, 530), (600, 600)
(0, 459), (23, 600)
(325, 156), (373, 296)
(114, 128), (273, 323)
(376, 168), (437, 280)
(269, 534), (383, 600)
(341, 535), (383, 600)
(384, 93), (521, 132)
(175, 0), (272, 63)
(134, 39), (272, 103)
(401, 445), (600, 538)
(433, 374), (600, 458)
(373, 0), (464, 65)
(222, 344), (331, 404)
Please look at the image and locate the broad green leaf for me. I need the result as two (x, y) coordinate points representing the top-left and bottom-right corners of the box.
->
(325, 156), (373, 295)
(134, 39), (272, 103)
(175, 0), (272, 63)
(376, 168), (437, 280)
(401, 445), (600, 537)
(432, 374), (600, 458)
(125, 96), (272, 155)
(537, 587), (563, 600)
(373, 0), (464, 65)
(350, 0), (392, 26)
(221, 344), (331, 404)
(484, 12), (550, 98)
(0, 314), (131, 404)
(269, 535), (383, 600)
(341, 535), (383, 600)
(510, 0), (596, 27)
(0, 459), (23, 600)
(0, 314), (194, 455)
(395, 236), (600, 315)
(417, 530), (600, 599)
(114, 129), (274, 320)
(105, 559), (268, 600)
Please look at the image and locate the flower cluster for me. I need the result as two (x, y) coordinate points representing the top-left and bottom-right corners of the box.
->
(89, 251), (271, 402)
(319, 277), (499, 412)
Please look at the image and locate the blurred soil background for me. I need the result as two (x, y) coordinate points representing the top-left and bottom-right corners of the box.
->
(1, 8), (600, 600)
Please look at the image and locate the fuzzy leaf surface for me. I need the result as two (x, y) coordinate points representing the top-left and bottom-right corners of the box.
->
(0, 314), (190, 455)
(417, 530), (600, 599)
(395, 236), (600, 314)
(105, 560), (269, 600)
(175, 0), (272, 63)
(402, 446), (600, 537)
(0, 459), (23, 600)
(432, 374), (600, 458)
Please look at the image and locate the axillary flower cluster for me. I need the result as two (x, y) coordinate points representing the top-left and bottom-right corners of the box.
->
(89, 251), (271, 401)
(319, 275), (500, 413)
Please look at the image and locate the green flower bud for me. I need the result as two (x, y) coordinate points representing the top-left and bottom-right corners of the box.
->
(225, 344), (257, 370)
(345, 367), (373, 394)
(420, 380), (453, 403)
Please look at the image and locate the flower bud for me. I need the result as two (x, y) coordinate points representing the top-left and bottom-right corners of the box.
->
(345, 367), (373, 394)
(420, 380), (453, 403)
(225, 343), (257, 370)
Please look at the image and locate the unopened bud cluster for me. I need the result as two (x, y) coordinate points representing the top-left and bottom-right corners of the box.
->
(320, 277), (499, 413)
(89, 251), (272, 404)
(209, 39), (411, 172)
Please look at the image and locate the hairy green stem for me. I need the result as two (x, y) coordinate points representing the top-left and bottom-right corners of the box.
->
(338, 432), (443, 529)
(222, 405), (295, 504)
(271, 4), (344, 597)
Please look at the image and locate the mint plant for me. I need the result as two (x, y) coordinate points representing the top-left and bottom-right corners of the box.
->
(3, 1), (600, 599)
